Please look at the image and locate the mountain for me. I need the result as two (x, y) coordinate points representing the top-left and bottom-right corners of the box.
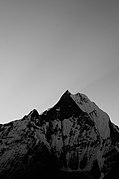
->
(0, 90), (119, 179)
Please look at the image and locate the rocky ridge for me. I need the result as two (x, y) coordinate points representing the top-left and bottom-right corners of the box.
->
(0, 90), (119, 179)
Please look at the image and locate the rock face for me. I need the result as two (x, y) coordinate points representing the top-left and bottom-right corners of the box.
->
(0, 90), (119, 179)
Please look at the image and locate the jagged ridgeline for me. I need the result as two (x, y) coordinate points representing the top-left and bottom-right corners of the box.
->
(0, 90), (119, 179)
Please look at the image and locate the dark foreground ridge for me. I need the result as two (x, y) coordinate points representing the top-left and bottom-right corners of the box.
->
(0, 90), (119, 179)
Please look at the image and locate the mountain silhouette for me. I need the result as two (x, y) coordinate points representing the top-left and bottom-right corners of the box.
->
(0, 90), (119, 179)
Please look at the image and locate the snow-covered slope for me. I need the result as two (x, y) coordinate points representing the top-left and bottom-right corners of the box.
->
(0, 90), (119, 179)
(71, 92), (110, 139)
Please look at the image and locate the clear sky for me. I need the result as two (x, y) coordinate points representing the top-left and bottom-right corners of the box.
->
(0, 0), (119, 125)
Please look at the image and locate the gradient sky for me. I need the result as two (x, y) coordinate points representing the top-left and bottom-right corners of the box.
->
(0, 0), (119, 125)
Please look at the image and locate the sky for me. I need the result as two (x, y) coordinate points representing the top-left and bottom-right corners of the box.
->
(0, 0), (119, 125)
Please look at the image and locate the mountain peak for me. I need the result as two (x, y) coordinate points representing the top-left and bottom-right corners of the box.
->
(60, 90), (89, 106)
(65, 89), (71, 94)
(58, 90), (110, 140)
(28, 108), (39, 120)
(61, 91), (99, 114)
(0, 91), (119, 179)
(60, 90), (71, 98)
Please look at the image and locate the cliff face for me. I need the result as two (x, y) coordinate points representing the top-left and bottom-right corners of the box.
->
(0, 90), (119, 179)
